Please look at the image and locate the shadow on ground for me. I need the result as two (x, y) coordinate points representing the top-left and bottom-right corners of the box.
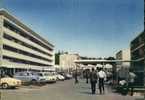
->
(135, 98), (144, 100)
(81, 86), (91, 89)
(79, 91), (101, 95)
(79, 91), (92, 95)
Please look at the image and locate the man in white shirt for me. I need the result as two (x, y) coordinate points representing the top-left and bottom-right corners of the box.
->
(98, 68), (106, 94)
(128, 70), (136, 96)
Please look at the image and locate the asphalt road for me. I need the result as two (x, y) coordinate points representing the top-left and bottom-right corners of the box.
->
(0, 79), (144, 100)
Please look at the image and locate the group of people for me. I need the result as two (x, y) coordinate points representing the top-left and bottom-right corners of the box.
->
(74, 67), (107, 95)
(74, 67), (137, 96)
(89, 68), (106, 94)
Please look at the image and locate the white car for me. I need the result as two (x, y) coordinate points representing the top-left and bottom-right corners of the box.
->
(65, 73), (73, 79)
(33, 72), (49, 83)
(14, 71), (46, 84)
(35, 72), (56, 83)
(55, 74), (65, 81)
(44, 72), (57, 83)
(0, 77), (21, 89)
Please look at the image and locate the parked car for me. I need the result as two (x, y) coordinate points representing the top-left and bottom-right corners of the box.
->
(44, 72), (57, 83)
(0, 77), (21, 89)
(33, 72), (49, 83)
(55, 73), (65, 81)
(35, 72), (56, 83)
(59, 72), (72, 80)
(14, 71), (46, 84)
(65, 73), (73, 79)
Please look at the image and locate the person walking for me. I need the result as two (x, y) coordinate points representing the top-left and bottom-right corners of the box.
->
(86, 69), (90, 84)
(128, 69), (136, 96)
(74, 69), (79, 84)
(90, 68), (97, 94)
(98, 68), (106, 94)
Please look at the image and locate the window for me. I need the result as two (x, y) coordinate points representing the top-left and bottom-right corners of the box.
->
(4, 20), (53, 51)
(3, 33), (53, 57)
(3, 56), (51, 66)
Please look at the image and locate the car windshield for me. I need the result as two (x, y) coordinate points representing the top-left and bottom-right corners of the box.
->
(45, 73), (53, 76)
(37, 73), (43, 76)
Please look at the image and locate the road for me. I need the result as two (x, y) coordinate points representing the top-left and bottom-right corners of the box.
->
(0, 79), (144, 100)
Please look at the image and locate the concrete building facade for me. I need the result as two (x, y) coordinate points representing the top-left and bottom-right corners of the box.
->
(130, 31), (145, 86)
(116, 48), (131, 80)
(59, 54), (80, 70)
(0, 9), (54, 75)
(116, 48), (131, 68)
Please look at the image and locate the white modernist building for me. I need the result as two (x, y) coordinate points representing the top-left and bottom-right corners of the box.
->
(116, 48), (131, 68)
(116, 48), (131, 79)
(0, 9), (54, 75)
(59, 53), (80, 70)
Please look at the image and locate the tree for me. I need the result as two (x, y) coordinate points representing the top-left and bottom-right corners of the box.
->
(55, 51), (61, 65)
(106, 57), (116, 60)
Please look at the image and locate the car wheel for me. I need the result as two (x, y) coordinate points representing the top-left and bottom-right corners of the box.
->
(31, 79), (37, 84)
(2, 83), (9, 89)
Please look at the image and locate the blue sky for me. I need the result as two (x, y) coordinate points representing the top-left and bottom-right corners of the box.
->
(1, 0), (144, 58)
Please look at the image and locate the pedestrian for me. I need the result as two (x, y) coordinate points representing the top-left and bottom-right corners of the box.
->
(90, 68), (97, 94)
(98, 68), (106, 94)
(86, 69), (90, 84)
(74, 69), (79, 84)
(128, 69), (136, 96)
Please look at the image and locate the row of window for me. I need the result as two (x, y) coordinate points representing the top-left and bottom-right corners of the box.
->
(131, 61), (144, 71)
(131, 60), (144, 86)
(131, 32), (145, 50)
(131, 47), (145, 60)
(3, 20), (53, 51)
(3, 56), (50, 66)
(130, 32), (145, 86)
(3, 33), (52, 57)
(3, 44), (52, 63)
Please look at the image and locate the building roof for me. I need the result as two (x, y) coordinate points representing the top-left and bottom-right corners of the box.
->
(74, 59), (137, 64)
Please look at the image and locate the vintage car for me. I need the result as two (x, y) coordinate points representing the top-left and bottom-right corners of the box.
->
(53, 72), (65, 81)
(35, 72), (56, 83)
(14, 71), (46, 84)
(0, 77), (21, 89)
(43, 72), (57, 83)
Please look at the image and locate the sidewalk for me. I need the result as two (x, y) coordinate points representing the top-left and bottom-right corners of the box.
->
(75, 79), (144, 100)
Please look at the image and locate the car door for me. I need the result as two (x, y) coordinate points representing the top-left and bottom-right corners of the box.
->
(26, 72), (33, 82)
(20, 72), (31, 82)
(14, 72), (23, 81)
(21, 72), (28, 82)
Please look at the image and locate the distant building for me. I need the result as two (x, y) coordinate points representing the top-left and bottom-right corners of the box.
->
(116, 48), (131, 80)
(59, 54), (80, 70)
(116, 48), (131, 68)
(130, 31), (145, 86)
(0, 9), (54, 75)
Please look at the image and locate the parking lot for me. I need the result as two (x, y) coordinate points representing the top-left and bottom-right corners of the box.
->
(0, 79), (143, 100)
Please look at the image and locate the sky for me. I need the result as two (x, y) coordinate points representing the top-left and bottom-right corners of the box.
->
(1, 0), (144, 58)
